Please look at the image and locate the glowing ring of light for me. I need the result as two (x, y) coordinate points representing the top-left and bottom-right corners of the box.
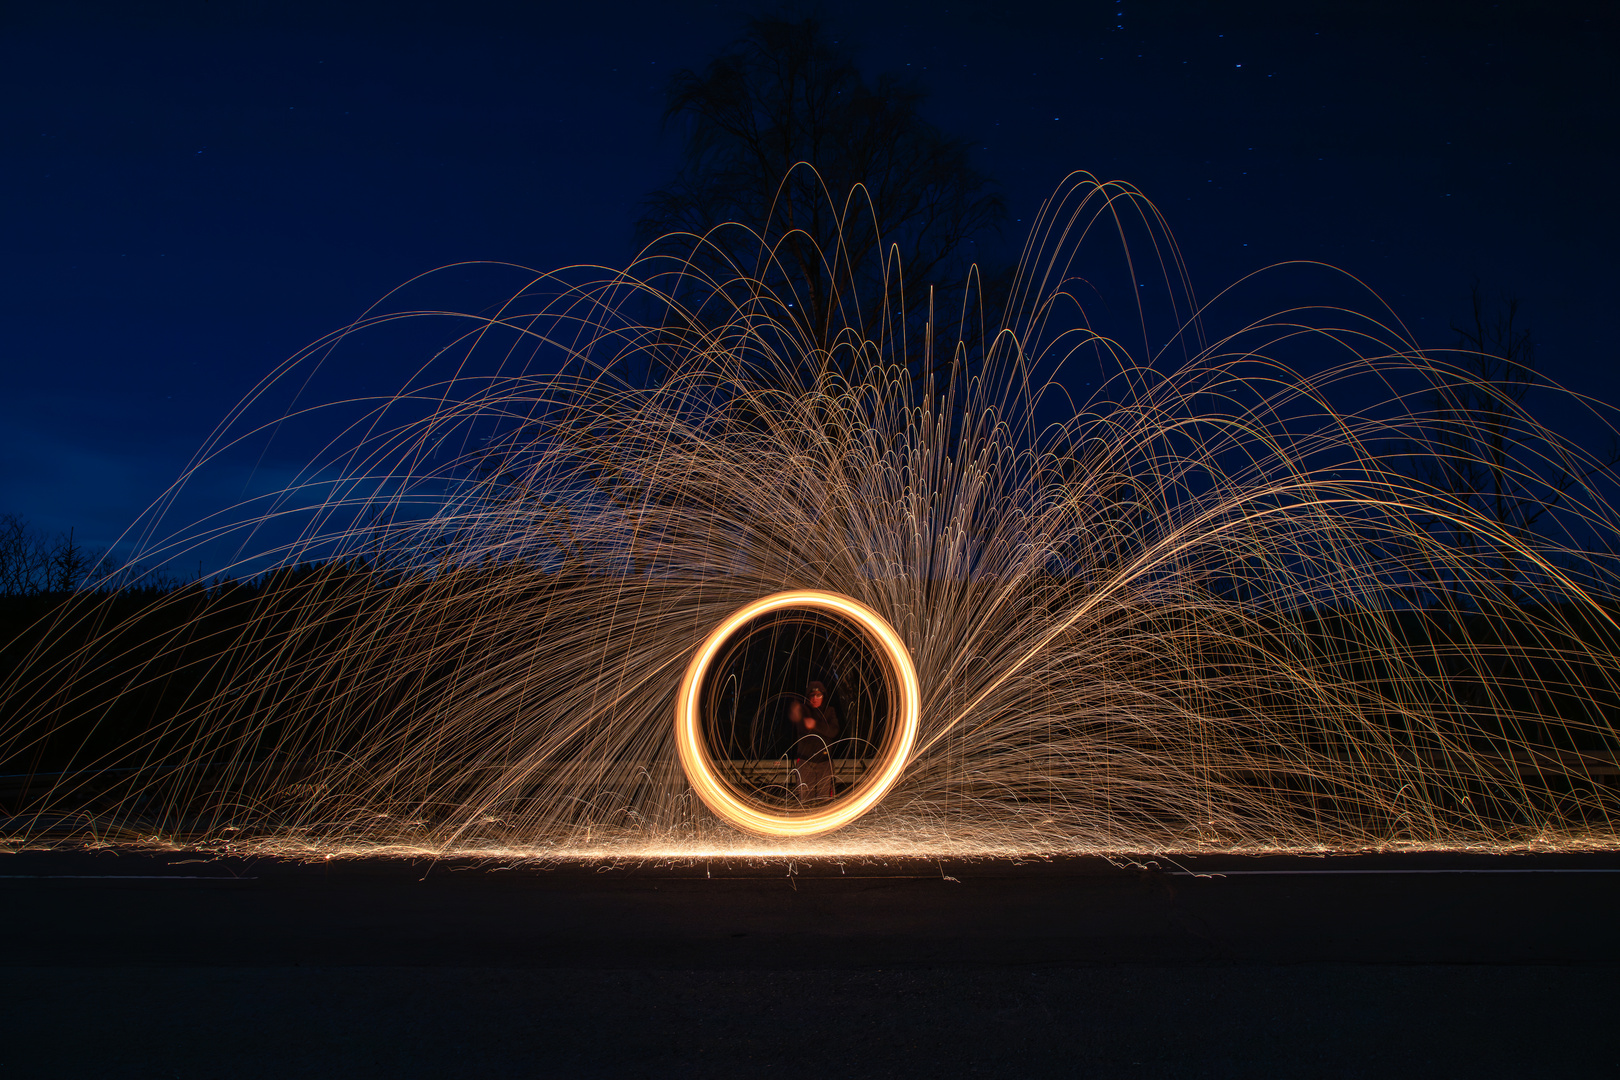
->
(675, 590), (920, 838)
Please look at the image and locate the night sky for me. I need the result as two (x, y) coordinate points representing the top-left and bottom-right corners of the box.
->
(4, 0), (1615, 572)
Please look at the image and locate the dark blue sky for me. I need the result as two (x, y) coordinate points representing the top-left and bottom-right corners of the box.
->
(3, 0), (1615, 570)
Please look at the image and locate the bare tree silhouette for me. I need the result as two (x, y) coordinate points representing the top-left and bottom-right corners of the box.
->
(635, 15), (1008, 388)
(1409, 285), (1620, 605)
(0, 515), (96, 597)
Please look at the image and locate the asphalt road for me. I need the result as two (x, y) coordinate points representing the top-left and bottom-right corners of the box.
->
(3, 848), (1617, 1077)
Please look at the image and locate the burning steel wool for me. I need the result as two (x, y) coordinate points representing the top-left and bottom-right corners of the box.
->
(3, 173), (1619, 857)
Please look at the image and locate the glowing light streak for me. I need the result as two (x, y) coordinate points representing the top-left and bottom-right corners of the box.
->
(674, 590), (921, 837)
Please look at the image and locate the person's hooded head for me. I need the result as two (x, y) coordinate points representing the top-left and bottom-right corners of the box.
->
(806, 680), (827, 707)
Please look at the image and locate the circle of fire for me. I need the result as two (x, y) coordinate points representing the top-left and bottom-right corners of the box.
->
(674, 590), (921, 838)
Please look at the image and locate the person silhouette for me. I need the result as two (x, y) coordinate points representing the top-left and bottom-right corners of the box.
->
(786, 680), (841, 803)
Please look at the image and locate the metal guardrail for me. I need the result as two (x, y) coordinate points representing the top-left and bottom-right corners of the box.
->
(3, 751), (1615, 803)
(716, 759), (873, 787)
(0, 760), (879, 801)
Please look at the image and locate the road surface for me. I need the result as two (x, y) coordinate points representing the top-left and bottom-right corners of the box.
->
(3, 848), (1616, 1077)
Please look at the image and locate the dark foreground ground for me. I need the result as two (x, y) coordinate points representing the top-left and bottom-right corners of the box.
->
(2, 848), (1617, 1078)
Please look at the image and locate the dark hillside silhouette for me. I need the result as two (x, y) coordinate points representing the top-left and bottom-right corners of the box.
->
(4, 551), (1616, 837)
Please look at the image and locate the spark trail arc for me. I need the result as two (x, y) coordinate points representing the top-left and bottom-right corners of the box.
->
(2, 171), (1618, 857)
